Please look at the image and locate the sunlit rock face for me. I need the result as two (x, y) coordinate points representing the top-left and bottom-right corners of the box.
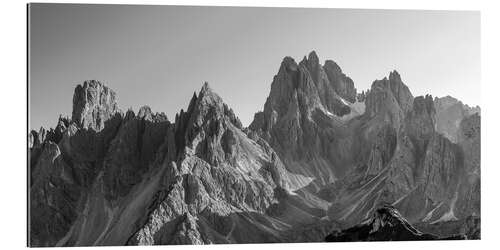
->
(72, 80), (120, 132)
(29, 52), (480, 246)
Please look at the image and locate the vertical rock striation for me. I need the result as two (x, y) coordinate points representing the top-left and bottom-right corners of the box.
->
(72, 80), (120, 132)
(249, 51), (361, 191)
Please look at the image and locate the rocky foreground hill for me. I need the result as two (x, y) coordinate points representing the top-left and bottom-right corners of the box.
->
(325, 205), (473, 241)
(28, 51), (480, 246)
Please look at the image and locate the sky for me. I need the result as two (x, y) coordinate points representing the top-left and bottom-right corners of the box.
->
(29, 4), (480, 130)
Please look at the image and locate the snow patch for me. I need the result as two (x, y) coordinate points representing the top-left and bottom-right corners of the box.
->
(432, 210), (458, 224)
(431, 192), (459, 224)
(327, 100), (366, 122)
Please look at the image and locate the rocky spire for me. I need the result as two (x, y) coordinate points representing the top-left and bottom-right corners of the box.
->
(308, 50), (319, 64)
(364, 70), (413, 128)
(323, 60), (357, 103)
(388, 70), (413, 113)
(186, 82), (229, 126)
(71, 80), (120, 131)
(302, 51), (321, 84)
(406, 94), (436, 151)
(254, 51), (358, 126)
(249, 52), (363, 189)
(200, 82), (242, 127)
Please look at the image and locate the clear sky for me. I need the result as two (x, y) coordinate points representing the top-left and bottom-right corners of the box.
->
(29, 4), (480, 130)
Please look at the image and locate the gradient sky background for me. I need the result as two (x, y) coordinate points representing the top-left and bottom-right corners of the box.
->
(29, 4), (480, 130)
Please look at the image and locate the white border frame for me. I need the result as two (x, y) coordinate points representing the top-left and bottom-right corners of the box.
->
(2, 0), (498, 249)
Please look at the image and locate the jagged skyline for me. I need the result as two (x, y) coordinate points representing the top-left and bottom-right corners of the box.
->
(28, 48), (481, 246)
(29, 4), (479, 131)
(27, 4), (482, 246)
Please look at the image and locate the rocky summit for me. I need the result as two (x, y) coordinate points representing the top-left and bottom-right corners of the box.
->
(29, 51), (480, 246)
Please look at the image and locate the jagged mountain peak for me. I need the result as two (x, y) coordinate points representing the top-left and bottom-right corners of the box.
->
(186, 82), (241, 126)
(263, 51), (357, 117)
(371, 70), (406, 91)
(71, 80), (120, 131)
(308, 50), (319, 62)
(174, 82), (243, 152)
(200, 81), (211, 94)
(280, 56), (298, 70)
(365, 71), (413, 124)
(406, 94), (436, 143)
(413, 94), (435, 116)
(183, 82), (221, 110)
(124, 108), (135, 120)
(82, 79), (104, 88)
(389, 70), (402, 82)
(137, 105), (152, 119)
(197, 81), (221, 104)
(299, 50), (320, 67)
(249, 52), (362, 189)
(136, 105), (168, 122)
(323, 60), (342, 74)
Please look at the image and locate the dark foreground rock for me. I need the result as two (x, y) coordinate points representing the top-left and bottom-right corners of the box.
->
(325, 206), (466, 242)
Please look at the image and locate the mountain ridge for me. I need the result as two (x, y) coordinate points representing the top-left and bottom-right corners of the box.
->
(29, 51), (480, 246)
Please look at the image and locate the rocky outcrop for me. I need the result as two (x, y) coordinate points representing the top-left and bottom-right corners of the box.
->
(72, 80), (120, 131)
(302, 51), (353, 116)
(434, 96), (480, 143)
(325, 206), (465, 241)
(323, 60), (356, 103)
(364, 70), (413, 129)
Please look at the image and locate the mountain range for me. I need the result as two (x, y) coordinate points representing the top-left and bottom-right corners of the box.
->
(28, 51), (480, 246)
